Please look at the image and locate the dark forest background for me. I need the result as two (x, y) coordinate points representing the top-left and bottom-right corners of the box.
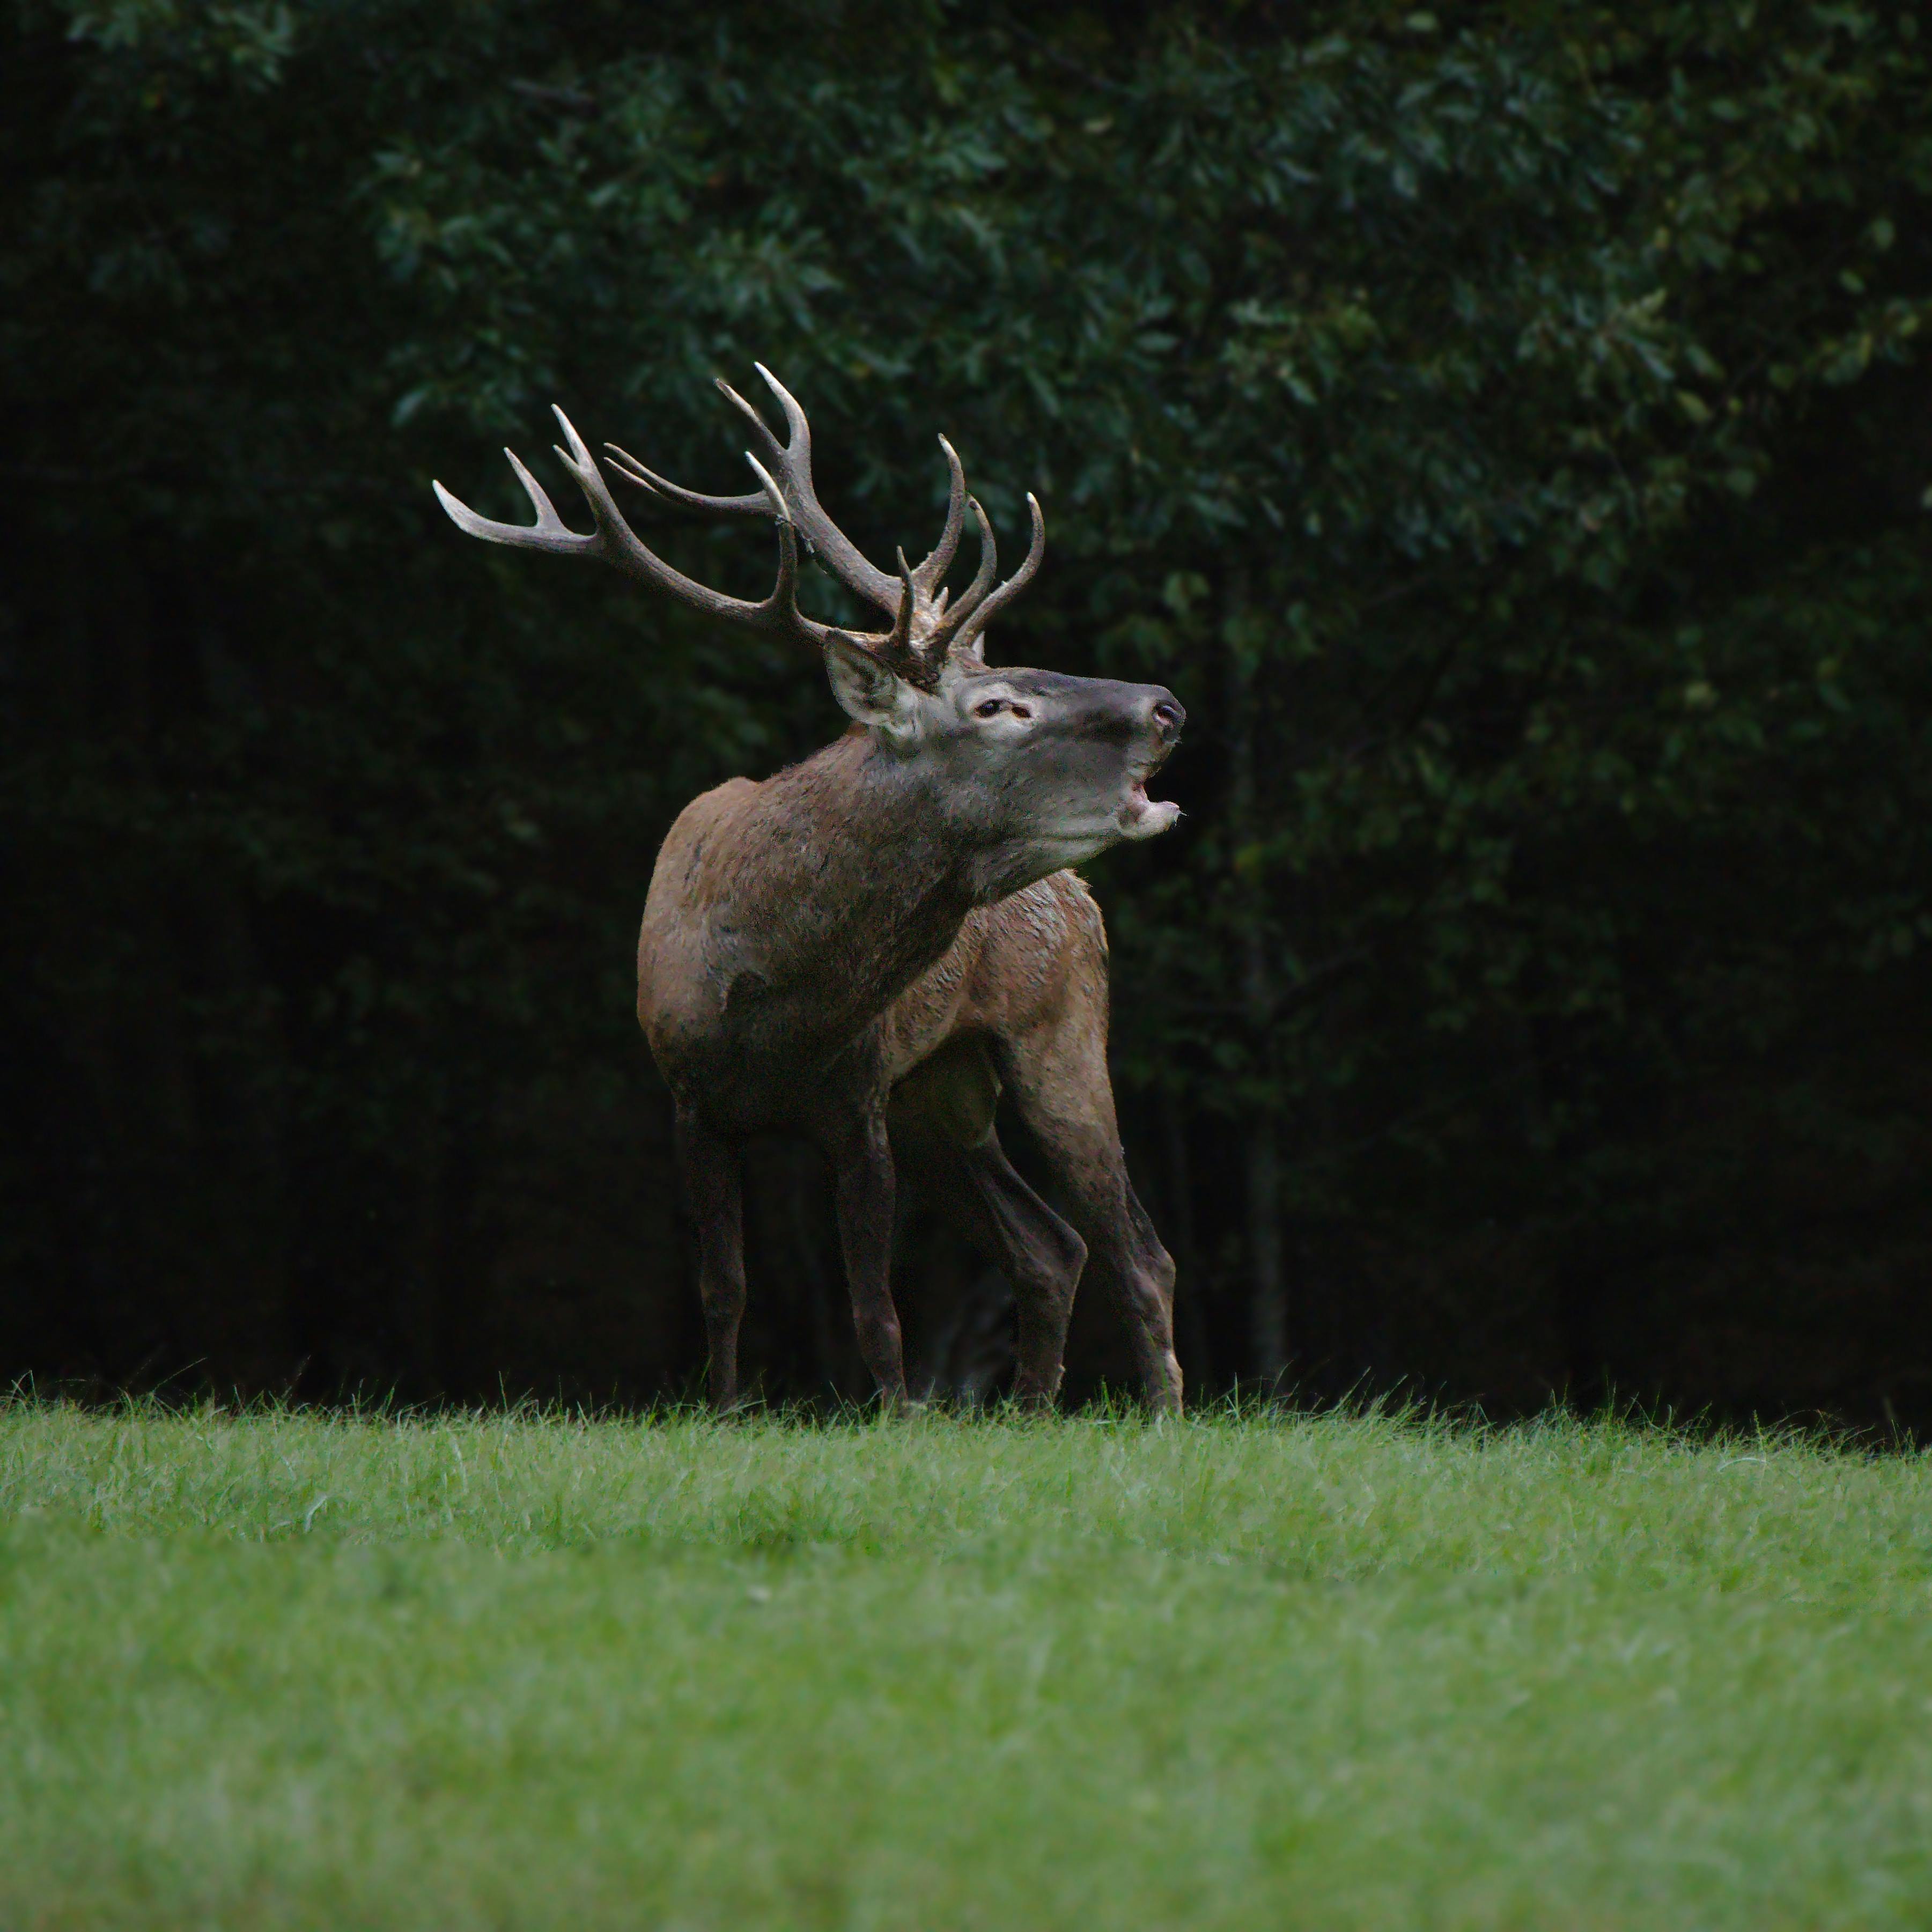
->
(4, 0), (1930, 1421)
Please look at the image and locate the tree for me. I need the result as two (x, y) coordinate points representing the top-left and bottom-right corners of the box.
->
(4, 0), (1929, 1420)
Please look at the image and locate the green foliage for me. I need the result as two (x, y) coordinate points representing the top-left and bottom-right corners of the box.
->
(3, 0), (1929, 1411)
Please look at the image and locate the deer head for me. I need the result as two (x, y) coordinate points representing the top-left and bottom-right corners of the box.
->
(433, 367), (1183, 889)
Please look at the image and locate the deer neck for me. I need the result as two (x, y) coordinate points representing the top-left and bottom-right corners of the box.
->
(706, 731), (977, 1034)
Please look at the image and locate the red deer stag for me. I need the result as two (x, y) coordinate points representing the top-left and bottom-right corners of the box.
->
(434, 369), (1186, 1412)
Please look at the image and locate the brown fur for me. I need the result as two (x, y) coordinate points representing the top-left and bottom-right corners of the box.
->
(638, 736), (1182, 1414)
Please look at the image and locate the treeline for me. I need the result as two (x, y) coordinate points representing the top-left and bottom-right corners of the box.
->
(4, 0), (1930, 1421)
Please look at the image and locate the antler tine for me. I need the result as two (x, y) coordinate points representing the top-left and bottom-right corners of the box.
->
(747, 365), (903, 617)
(909, 436), (968, 596)
(600, 373), (797, 518)
(603, 442), (770, 518)
(752, 363), (810, 457)
(946, 493), (1047, 663)
(601, 368), (905, 622)
(551, 407), (839, 644)
(931, 496), (999, 646)
(716, 375), (788, 465)
(433, 448), (600, 557)
(739, 451), (791, 525)
(889, 547), (921, 658)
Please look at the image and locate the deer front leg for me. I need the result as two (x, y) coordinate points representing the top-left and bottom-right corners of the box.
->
(824, 1106), (910, 1411)
(676, 1105), (747, 1412)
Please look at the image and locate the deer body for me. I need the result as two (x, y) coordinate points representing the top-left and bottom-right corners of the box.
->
(438, 368), (1185, 1411)
(638, 733), (984, 1126)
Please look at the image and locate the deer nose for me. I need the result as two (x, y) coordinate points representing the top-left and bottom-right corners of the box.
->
(1148, 691), (1185, 738)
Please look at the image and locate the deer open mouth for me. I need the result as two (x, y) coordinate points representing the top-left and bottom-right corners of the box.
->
(1119, 777), (1181, 839)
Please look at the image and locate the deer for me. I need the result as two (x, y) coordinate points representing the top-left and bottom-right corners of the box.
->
(433, 368), (1186, 1413)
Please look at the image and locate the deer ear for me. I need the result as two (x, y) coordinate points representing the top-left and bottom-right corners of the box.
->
(822, 635), (923, 744)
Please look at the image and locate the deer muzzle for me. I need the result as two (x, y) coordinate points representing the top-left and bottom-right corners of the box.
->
(1117, 688), (1185, 839)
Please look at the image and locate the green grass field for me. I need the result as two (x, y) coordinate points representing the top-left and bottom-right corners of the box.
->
(3, 1402), (1931, 1929)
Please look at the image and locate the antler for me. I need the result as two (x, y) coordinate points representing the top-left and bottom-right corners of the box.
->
(434, 367), (1044, 686)
(941, 490), (1046, 665)
(434, 407), (832, 647)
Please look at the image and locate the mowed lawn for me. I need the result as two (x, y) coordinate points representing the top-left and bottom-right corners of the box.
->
(3, 1403), (1931, 1929)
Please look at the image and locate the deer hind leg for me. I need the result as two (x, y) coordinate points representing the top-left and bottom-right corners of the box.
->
(675, 1105), (748, 1413)
(890, 1037), (1086, 1409)
(919, 1131), (1088, 1411)
(1001, 1022), (1184, 1417)
(820, 1104), (911, 1412)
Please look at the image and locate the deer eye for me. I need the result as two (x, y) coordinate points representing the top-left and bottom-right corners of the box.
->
(975, 698), (1004, 718)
